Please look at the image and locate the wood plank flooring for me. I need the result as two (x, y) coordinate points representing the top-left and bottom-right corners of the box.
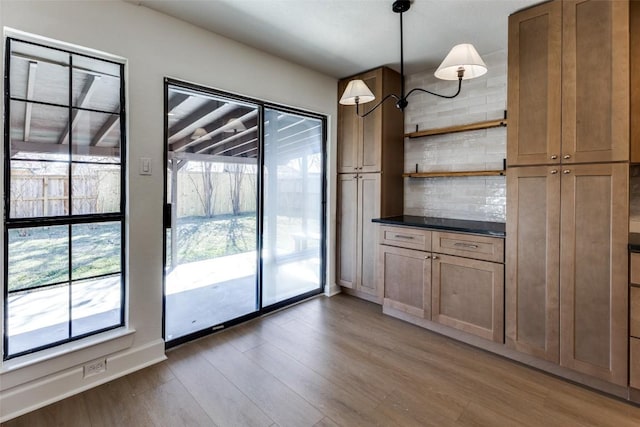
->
(4, 294), (640, 426)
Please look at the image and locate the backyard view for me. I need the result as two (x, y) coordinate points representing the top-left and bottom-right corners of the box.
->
(163, 84), (324, 341)
(7, 75), (325, 355)
(6, 165), (124, 356)
(164, 153), (322, 339)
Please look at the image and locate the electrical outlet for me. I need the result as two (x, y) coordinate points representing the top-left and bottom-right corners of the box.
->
(83, 359), (107, 378)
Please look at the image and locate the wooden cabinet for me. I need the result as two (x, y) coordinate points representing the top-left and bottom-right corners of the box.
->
(379, 244), (431, 318)
(507, 0), (631, 386)
(337, 67), (403, 173)
(562, 0), (629, 164)
(432, 231), (504, 264)
(336, 66), (404, 303)
(379, 226), (432, 316)
(380, 225), (431, 251)
(631, 338), (640, 389)
(431, 254), (504, 343)
(337, 69), (381, 173)
(508, 0), (629, 166)
(507, 0), (562, 166)
(629, 254), (640, 392)
(379, 225), (505, 343)
(558, 163), (628, 384)
(506, 166), (561, 362)
(506, 163), (629, 384)
(336, 173), (381, 299)
(631, 286), (640, 339)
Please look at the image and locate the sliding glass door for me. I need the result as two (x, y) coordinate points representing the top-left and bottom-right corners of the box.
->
(164, 85), (259, 342)
(163, 80), (325, 346)
(262, 109), (324, 306)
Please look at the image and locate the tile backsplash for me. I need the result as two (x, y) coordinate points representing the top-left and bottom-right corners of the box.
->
(403, 50), (507, 222)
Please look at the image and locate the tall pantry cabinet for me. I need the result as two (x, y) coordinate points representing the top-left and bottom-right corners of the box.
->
(336, 67), (404, 303)
(506, 0), (630, 385)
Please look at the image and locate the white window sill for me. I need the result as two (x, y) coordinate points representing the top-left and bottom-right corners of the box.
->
(0, 328), (135, 391)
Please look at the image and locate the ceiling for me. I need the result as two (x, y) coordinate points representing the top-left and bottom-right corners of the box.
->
(135, 0), (540, 78)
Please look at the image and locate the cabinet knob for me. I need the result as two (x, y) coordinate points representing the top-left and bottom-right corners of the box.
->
(432, 255), (438, 260)
(563, 169), (571, 174)
(563, 154), (571, 159)
(550, 169), (558, 175)
(550, 155), (558, 160)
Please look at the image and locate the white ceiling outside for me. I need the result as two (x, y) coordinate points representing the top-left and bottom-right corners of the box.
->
(135, 0), (540, 78)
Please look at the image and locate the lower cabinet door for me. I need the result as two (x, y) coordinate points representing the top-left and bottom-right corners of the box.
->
(379, 245), (431, 319)
(357, 173), (381, 298)
(559, 163), (628, 386)
(431, 254), (505, 343)
(631, 338), (640, 389)
(336, 174), (358, 288)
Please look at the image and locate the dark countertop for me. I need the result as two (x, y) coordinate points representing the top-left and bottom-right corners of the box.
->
(629, 233), (640, 252)
(372, 215), (506, 237)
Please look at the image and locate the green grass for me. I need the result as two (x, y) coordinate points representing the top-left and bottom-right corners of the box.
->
(171, 214), (257, 264)
(8, 215), (260, 292)
(9, 213), (310, 292)
(8, 223), (122, 292)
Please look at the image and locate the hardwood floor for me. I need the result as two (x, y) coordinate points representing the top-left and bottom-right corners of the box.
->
(4, 294), (640, 426)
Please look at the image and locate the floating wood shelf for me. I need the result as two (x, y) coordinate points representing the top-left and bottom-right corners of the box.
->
(403, 170), (506, 178)
(405, 118), (508, 139)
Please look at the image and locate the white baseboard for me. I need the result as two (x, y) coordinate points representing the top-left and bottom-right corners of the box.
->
(324, 283), (341, 296)
(0, 339), (166, 423)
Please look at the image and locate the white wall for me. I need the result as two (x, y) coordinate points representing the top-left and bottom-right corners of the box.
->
(403, 50), (507, 222)
(0, 0), (337, 421)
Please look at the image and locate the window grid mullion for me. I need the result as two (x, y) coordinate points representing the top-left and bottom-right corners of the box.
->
(8, 97), (118, 116)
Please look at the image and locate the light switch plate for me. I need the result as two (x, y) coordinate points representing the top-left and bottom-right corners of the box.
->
(139, 157), (152, 175)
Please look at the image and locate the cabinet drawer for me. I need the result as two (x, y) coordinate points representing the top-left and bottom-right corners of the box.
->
(632, 338), (640, 389)
(632, 253), (640, 285)
(379, 225), (431, 251)
(432, 231), (504, 263)
(632, 287), (640, 338)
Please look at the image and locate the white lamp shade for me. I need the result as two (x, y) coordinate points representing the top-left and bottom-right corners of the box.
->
(339, 79), (375, 105)
(434, 43), (487, 81)
(191, 127), (211, 140)
(223, 118), (247, 133)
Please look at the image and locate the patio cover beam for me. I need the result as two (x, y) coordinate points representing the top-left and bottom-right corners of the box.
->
(58, 74), (101, 144)
(23, 61), (38, 142)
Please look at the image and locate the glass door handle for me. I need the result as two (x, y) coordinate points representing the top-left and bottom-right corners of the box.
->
(164, 203), (172, 228)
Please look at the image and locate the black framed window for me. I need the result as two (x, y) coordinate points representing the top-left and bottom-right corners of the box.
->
(3, 38), (126, 360)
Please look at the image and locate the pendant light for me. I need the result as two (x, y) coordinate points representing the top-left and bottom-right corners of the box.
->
(339, 0), (487, 117)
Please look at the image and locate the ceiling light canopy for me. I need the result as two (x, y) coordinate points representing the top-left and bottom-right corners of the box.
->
(339, 0), (487, 117)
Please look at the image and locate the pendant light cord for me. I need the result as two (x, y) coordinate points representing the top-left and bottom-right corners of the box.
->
(400, 9), (405, 101)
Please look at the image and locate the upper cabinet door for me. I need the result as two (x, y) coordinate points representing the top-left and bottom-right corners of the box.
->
(507, 1), (562, 166)
(337, 68), (384, 173)
(562, 0), (629, 164)
(358, 70), (383, 173)
(337, 79), (360, 173)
